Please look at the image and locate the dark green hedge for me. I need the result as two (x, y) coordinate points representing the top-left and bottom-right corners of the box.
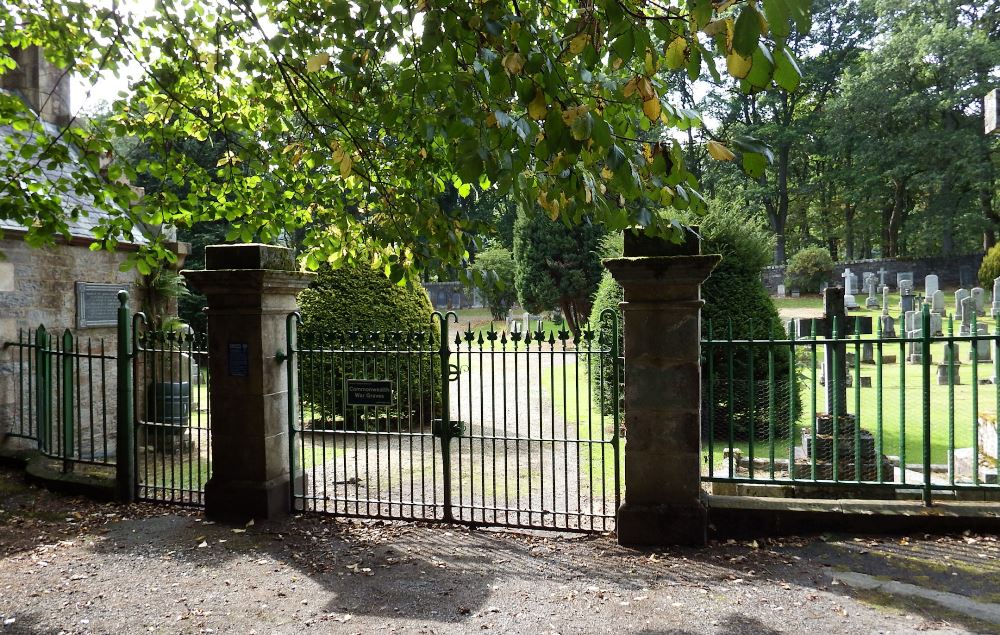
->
(297, 265), (440, 429)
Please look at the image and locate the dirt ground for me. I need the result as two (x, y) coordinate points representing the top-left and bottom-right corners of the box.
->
(1, 466), (998, 635)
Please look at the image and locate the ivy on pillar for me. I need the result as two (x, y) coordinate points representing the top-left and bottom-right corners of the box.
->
(604, 232), (720, 546)
(182, 244), (313, 521)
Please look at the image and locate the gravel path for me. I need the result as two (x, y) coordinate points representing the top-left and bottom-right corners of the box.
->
(1, 466), (995, 635)
(299, 346), (619, 531)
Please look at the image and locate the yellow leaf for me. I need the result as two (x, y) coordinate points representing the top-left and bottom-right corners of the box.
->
(642, 98), (661, 122)
(644, 49), (656, 75)
(638, 77), (655, 101)
(306, 53), (330, 73)
(528, 90), (547, 120)
(569, 33), (589, 56)
(340, 155), (353, 178)
(622, 77), (638, 98)
(703, 19), (729, 36)
(707, 140), (736, 161)
(664, 37), (687, 70)
(419, 148), (428, 159)
(486, 112), (498, 127)
(726, 52), (752, 79)
(502, 52), (525, 75)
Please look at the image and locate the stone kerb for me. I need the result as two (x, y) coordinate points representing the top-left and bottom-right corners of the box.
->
(604, 245), (720, 546)
(182, 244), (312, 521)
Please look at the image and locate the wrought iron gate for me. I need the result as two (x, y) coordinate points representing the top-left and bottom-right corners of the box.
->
(286, 311), (622, 532)
(132, 314), (211, 505)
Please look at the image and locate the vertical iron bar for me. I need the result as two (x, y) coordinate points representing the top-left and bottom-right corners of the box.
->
(921, 304), (932, 506)
(116, 293), (135, 503)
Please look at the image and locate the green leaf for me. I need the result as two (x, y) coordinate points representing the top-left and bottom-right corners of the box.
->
(745, 44), (775, 89)
(611, 30), (635, 62)
(732, 8), (761, 57)
(607, 144), (626, 172)
(762, 0), (791, 39)
(570, 111), (594, 141)
(773, 48), (802, 91)
(742, 152), (767, 178)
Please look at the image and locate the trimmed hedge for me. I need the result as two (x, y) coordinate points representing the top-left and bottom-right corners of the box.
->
(979, 244), (1000, 289)
(785, 246), (834, 293)
(297, 265), (439, 429)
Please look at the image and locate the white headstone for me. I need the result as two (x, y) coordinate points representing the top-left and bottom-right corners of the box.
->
(925, 274), (939, 298)
(972, 287), (986, 316)
(882, 287), (891, 316)
(991, 277), (1000, 317)
(931, 289), (946, 316)
(955, 288), (970, 318)
(842, 268), (858, 309)
(878, 267), (890, 290)
(897, 272), (914, 289)
(776, 284), (786, 298)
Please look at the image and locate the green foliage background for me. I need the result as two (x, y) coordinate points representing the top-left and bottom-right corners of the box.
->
(785, 246), (835, 293)
(513, 206), (605, 335)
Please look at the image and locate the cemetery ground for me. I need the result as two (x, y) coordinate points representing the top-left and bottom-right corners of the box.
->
(2, 466), (999, 635)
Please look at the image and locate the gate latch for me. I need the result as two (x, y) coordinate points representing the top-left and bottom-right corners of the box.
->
(432, 418), (466, 439)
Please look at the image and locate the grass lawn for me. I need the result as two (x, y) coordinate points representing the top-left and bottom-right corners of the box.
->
(706, 335), (1000, 477)
(540, 360), (623, 498)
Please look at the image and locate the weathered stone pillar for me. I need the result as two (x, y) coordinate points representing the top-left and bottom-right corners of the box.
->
(182, 244), (312, 521)
(604, 234), (720, 546)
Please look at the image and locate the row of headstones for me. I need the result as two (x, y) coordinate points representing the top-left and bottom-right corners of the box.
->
(778, 269), (1000, 324)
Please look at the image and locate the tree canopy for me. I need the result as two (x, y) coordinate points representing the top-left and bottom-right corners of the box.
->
(2, 0), (810, 278)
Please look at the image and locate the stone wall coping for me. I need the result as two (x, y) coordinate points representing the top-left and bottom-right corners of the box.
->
(204, 243), (297, 271)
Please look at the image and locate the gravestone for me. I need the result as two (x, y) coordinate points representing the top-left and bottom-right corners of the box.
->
(795, 288), (872, 416)
(991, 277), (1000, 317)
(878, 267), (889, 290)
(931, 289), (946, 317)
(969, 324), (992, 362)
(972, 287), (986, 317)
(960, 296), (975, 336)
(842, 267), (859, 309)
(938, 363), (962, 386)
(925, 274), (939, 298)
(776, 284), (786, 298)
(899, 286), (916, 313)
(864, 273), (879, 309)
(897, 272), (914, 290)
(955, 288), (970, 320)
(818, 282), (828, 294)
(960, 265), (973, 287)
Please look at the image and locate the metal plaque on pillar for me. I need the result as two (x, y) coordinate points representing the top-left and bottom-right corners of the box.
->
(228, 342), (249, 377)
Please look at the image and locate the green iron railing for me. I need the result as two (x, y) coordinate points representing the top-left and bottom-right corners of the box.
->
(1, 292), (208, 506)
(702, 304), (1000, 504)
(4, 325), (117, 469)
(286, 310), (623, 532)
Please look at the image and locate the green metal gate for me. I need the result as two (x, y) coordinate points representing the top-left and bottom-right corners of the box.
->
(132, 314), (212, 505)
(286, 311), (623, 532)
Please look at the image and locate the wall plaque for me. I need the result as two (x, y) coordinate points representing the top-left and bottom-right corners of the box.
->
(228, 342), (249, 377)
(346, 379), (394, 406)
(76, 282), (129, 328)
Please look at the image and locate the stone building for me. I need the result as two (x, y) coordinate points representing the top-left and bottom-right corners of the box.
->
(0, 47), (187, 455)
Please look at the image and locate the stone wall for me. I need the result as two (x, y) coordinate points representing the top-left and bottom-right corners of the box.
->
(762, 253), (986, 294)
(0, 238), (144, 457)
(423, 281), (482, 310)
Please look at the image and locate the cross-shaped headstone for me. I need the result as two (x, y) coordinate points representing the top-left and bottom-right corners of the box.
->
(796, 288), (873, 415)
(878, 267), (889, 289)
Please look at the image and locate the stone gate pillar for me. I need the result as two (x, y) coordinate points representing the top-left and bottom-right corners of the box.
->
(182, 244), (312, 521)
(604, 234), (720, 546)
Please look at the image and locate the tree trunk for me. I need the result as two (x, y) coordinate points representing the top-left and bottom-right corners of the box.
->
(887, 178), (908, 258)
(844, 203), (856, 260)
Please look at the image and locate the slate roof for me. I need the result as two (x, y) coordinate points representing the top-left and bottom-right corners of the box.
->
(0, 97), (146, 245)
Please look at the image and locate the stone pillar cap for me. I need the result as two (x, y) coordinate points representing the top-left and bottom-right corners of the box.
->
(204, 244), (298, 271)
(603, 254), (721, 286)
